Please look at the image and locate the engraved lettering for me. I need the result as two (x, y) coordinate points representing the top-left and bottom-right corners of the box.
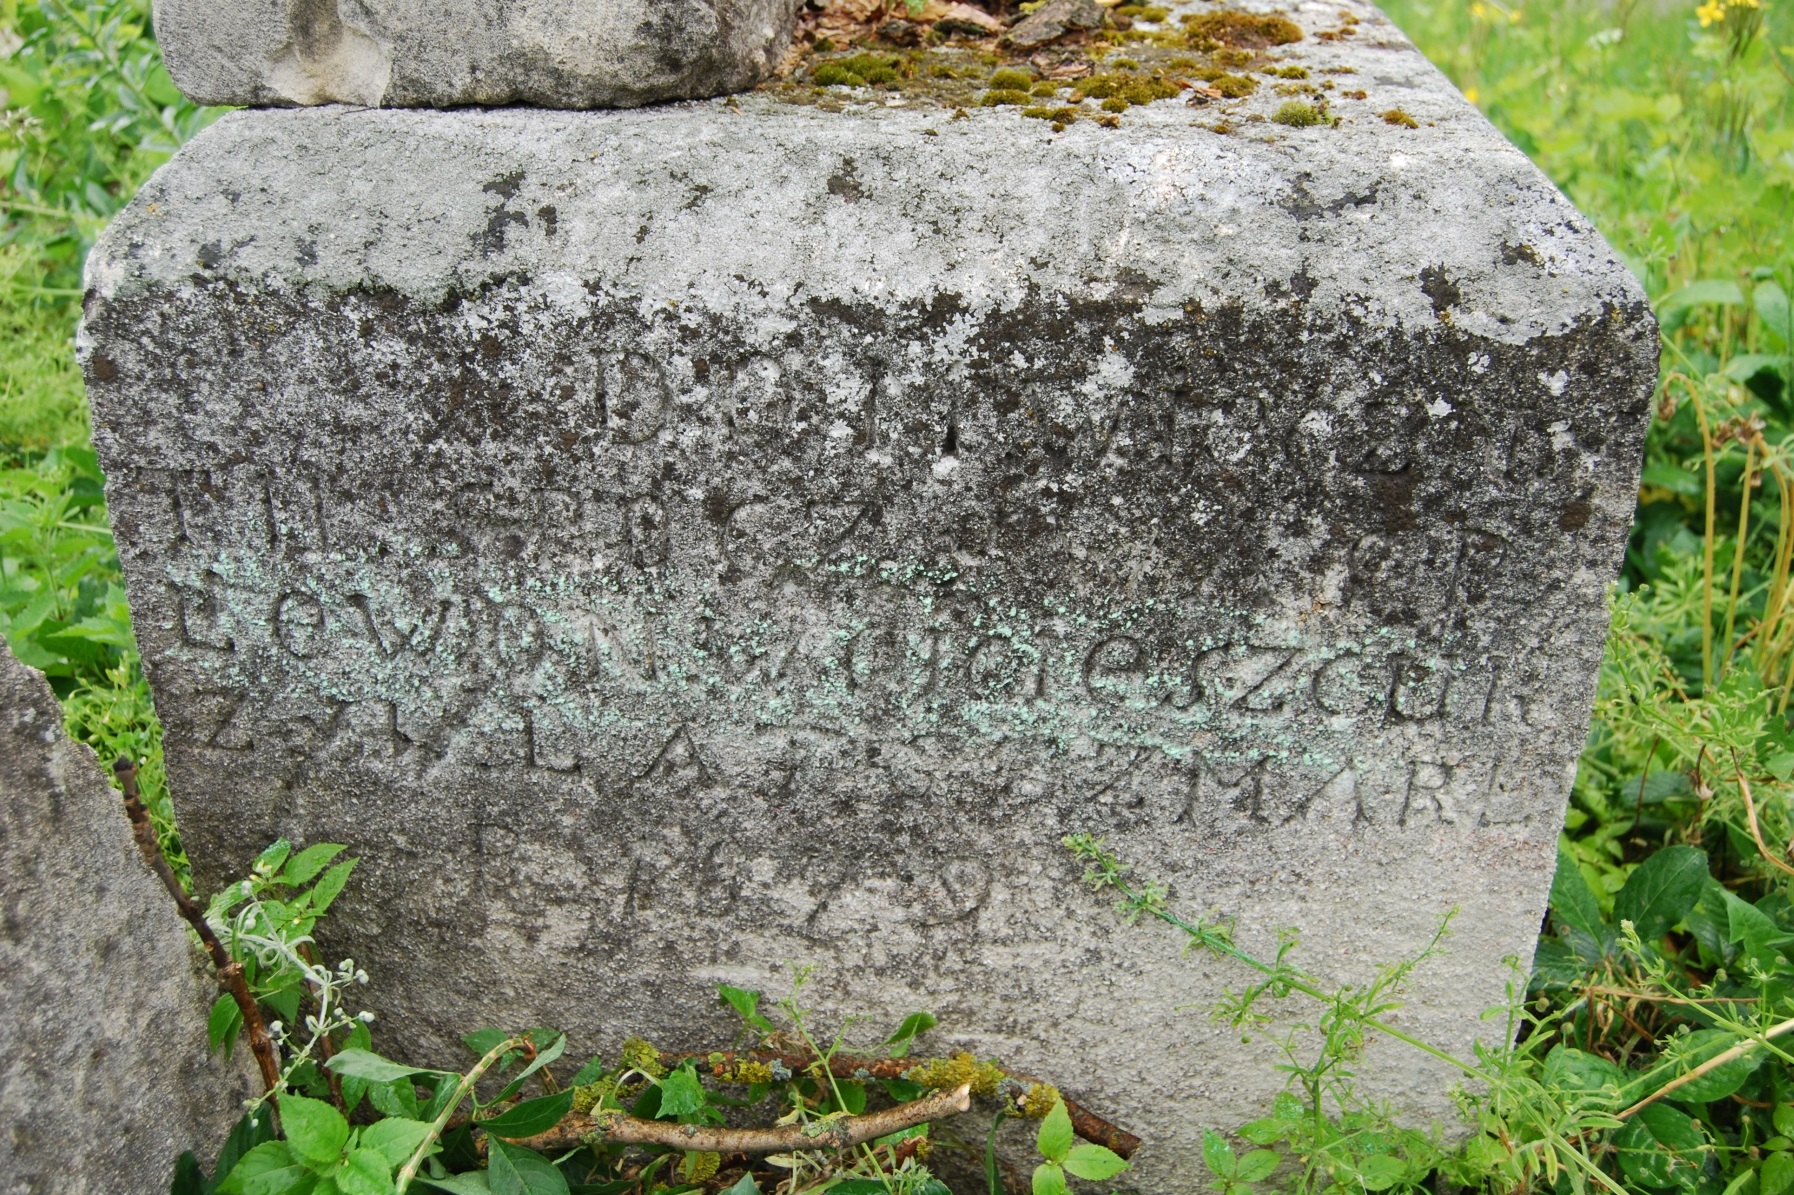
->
(525, 707), (580, 773)
(191, 689), (254, 751)
(623, 495), (668, 570)
(1456, 529), (1510, 606)
(1179, 758), (1267, 824)
(1298, 767), (1359, 826)
(604, 352), (670, 444)
(1445, 664), (1498, 725)
(722, 499), (786, 569)
(639, 726), (711, 787)
(174, 575), (235, 651)
(352, 593), (448, 659)
(1391, 657), (1448, 720)
(967, 634), (1036, 699)
(274, 591), (326, 658)
(1192, 644), (1295, 711)
(1083, 635), (1149, 698)
(1313, 654), (1385, 715)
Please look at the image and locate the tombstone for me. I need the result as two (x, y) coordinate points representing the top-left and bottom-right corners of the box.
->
(81, 1), (1656, 1186)
(0, 639), (250, 1192)
(151, 0), (806, 108)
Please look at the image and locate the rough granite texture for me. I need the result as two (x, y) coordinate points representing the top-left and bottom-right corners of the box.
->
(151, 0), (804, 108)
(0, 639), (249, 1194)
(81, 2), (1655, 1187)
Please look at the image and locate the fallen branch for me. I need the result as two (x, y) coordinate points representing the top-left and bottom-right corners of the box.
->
(1618, 1015), (1794, 1121)
(514, 1082), (972, 1154)
(677, 1049), (1141, 1158)
(1734, 764), (1794, 880)
(115, 757), (282, 1101)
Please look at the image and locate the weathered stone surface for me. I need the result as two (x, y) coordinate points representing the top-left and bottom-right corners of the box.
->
(151, 0), (804, 108)
(82, 3), (1655, 1187)
(0, 639), (248, 1192)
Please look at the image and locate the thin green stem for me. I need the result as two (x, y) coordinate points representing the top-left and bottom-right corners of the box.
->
(394, 1036), (524, 1195)
(1134, 889), (1483, 1080)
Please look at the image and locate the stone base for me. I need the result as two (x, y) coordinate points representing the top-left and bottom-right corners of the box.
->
(82, 5), (1654, 1187)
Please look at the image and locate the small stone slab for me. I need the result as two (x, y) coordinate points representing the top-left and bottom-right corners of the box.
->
(0, 639), (248, 1191)
(152, 0), (805, 108)
(83, 3), (1655, 1187)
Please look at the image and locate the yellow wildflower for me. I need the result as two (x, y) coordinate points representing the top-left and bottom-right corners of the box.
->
(1696, 0), (1726, 23)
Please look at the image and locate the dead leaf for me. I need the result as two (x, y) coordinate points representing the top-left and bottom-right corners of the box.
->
(923, 1), (1004, 33)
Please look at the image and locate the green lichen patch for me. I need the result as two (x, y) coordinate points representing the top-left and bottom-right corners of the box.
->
(1381, 107), (1419, 128)
(980, 87), (1032, 105)
(1266, 64), (1308, 78)
(990, 67), (1036, 90)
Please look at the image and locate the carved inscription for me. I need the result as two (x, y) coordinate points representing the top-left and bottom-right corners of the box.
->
(127, 363), (1576, 855)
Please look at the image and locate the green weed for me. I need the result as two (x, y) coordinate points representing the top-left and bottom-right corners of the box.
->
(175, 842), (1096, 1195)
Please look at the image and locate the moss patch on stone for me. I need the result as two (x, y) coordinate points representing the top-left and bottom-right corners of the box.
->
(1181, 10), (1303, 49)
(811, 52), (903, 87)
(1194, 67), (1258, 97)
(1271, 99), (1328, 126)
(1072, 71), (1184, 105)
(759, 3), (1328, 126)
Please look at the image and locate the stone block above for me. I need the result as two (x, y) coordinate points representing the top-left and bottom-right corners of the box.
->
(152, 0), (804, 108)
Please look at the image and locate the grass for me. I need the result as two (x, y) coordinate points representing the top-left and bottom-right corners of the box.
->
(0, 0), (1791, 1189)
(0, 0), (216, 881)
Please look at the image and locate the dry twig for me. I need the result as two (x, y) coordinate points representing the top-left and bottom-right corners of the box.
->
(514, 1082), (973, 1154)
(115, 757), (282, 1100)
(1734, 764), (1794, 880)
(1618, 1016), (1794, 1120)
(675, 1049), (1140, 1157)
